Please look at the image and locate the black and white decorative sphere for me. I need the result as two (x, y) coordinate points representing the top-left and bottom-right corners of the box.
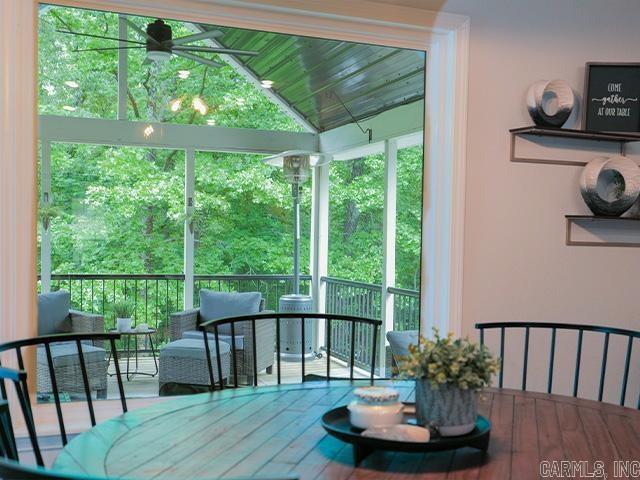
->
(526, 79), (575, 128)
(579, 156), (640, 216)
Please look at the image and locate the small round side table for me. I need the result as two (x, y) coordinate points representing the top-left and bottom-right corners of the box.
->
(107, 328), (158, 381)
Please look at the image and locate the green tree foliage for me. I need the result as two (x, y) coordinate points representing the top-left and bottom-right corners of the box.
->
(328, 147), (423, 290)
(38, 6), (423, 295)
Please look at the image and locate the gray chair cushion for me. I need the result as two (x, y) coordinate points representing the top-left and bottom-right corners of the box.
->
(199, 290), (262, 335)
(37, 342), (105, 368)
(38, 291), (71, 336)
(386, 330), (419, 361)
(182, 330), (245, 350)
(160, 338), (231, 361)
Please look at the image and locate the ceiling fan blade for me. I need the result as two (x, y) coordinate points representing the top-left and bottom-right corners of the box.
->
(173, 45), (259, 56)
(170, 29), (224, 46)
(125, 18), (160, 45)
(73, 46), (147, 52)
(57, 29), (145, 45)
(173, 51), (224, 68)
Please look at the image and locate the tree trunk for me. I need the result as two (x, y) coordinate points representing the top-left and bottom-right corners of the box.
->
(343, 158), (365, 241)
(142, 204), (154, 273)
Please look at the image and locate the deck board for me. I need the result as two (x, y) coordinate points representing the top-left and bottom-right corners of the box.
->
(105, 354), (370, 399)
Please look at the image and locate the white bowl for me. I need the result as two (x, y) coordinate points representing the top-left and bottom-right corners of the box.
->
(347, 400), (404, 429)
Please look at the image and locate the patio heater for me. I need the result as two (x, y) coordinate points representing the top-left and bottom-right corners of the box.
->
(264, 150), (329, 361)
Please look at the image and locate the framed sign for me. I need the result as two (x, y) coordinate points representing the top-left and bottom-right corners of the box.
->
(583, 62), (640, 133)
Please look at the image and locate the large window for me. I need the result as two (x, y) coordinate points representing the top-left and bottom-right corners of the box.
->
(36, 2), (427, 396)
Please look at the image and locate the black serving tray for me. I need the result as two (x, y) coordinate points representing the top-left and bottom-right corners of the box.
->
(321, 403), (491, 464)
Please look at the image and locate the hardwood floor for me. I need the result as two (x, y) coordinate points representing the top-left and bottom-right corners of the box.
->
(16, 434), (76, 469)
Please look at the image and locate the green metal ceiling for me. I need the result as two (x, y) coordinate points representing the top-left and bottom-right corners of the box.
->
(204, 24), (426, 133)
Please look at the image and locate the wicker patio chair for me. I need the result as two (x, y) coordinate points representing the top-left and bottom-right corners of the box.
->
(169, 291), (275, 385)
(37, 291), (108, 399)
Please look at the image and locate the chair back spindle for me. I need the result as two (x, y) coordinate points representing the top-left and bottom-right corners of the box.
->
(475, 322), (639, 408)
(573, 329), (583, 397)
(547, 327), (556, 394)
(598, 332), (610, 402)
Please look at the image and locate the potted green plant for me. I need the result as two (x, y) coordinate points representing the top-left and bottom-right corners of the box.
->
(112, 300), (135, 332)
(38, 203), (62, 231)
(397, 330), (500, 437)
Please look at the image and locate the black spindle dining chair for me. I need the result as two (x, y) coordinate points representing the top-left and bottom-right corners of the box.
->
(476, 322), (640, 408)
(0, 333), (127, 467)
(198, 312), (382, 390)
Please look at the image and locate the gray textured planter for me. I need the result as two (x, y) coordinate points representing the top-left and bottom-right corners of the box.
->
(415, 380), (477, 437)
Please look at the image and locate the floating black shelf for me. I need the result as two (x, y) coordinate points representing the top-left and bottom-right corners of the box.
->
(565, 215), (640, 221)
(565, 215), (640, 247)
(510, 126), (640, 143)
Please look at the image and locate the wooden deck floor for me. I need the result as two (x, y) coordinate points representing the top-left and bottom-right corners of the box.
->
(106, 354), (370, 399)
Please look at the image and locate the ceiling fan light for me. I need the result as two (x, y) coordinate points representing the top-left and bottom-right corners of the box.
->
(146, 50), (172, 62)
(169, 98), (182, 112)
(192, 96), (207, 115)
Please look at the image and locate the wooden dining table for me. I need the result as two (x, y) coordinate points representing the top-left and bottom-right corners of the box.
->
(53, 380), (640, 479)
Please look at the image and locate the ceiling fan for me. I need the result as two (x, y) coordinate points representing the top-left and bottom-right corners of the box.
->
(58, 18), (258, 68)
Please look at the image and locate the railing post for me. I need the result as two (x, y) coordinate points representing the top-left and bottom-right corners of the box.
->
(40, 140), (52, 293)
(310, 161), (330, 349)
(184, 149), (195, 309)
(380, 139), (398, 376)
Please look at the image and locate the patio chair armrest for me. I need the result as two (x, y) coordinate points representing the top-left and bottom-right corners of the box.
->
(70, 310), (105, 348)
(169, 309), (199, 341)
(70, 310), (104, 333)
(238, 312), (276, 373)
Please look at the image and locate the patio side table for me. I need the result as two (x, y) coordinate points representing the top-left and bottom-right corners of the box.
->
(107, 328), (158, 381)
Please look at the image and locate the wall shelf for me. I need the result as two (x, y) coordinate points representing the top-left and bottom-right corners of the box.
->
(511, 126), (640, 143)
(565, 215), (640, 247)
(510, 126), (640, 166)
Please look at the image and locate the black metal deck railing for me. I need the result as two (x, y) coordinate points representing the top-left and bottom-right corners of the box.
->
(39, 274), (419, 363)
(322, 277), (420, 369)
(44, 273), (311, 347)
